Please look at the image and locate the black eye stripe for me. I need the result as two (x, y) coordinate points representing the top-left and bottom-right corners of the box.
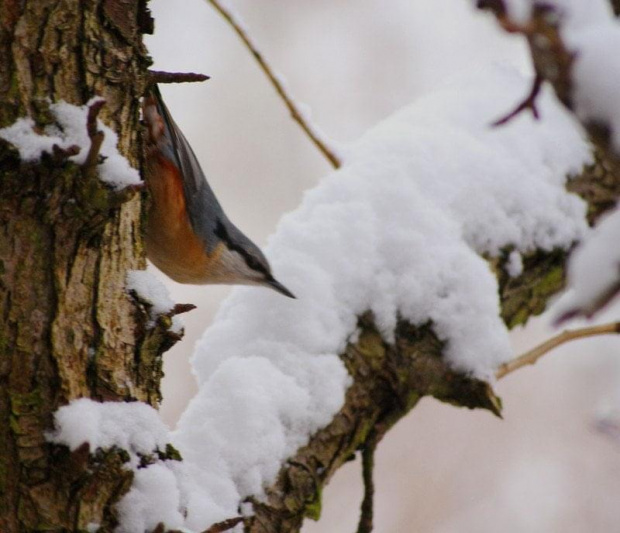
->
(215, 220), (268, 274)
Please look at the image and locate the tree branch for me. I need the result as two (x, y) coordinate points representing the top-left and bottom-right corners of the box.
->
(148, 70), (210, 84)
(242, 147), (620, 531)
(496, 321), (620, 379)
(491, 73), (543, 126)
(206, 0), (341, 169)
(357, 434), (378, 533)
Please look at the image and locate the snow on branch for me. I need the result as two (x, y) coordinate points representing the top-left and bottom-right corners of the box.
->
(47, 399), (185, 533)
(170, 65), (592, 531)
(126, 270), (189, 334)
(0, 98), (141, 190)
(476, 0), (620, 321)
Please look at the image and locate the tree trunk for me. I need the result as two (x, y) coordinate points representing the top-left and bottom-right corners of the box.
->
(0, 2), (177, 531)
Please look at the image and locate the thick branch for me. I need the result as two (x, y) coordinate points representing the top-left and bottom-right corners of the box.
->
(244, 143), (620, 532)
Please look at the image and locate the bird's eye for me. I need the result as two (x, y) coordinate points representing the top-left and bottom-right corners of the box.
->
(246, 256), (262, 271)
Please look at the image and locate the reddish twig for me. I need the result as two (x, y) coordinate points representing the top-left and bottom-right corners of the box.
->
(202, 516), (245, 533)
(492, 73), (544, 127)
(149, 70), (211, 84)
(51, 143), (80, 164)
(170, 303), (197, 316)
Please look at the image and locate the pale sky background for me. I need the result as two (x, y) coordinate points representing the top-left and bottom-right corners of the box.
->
(145, 1), (620, 531)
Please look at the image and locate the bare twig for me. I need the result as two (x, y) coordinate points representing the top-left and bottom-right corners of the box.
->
(356, 435), (378, 533)
(496, 321), (620, 379)
(51, 143), (80, 164)
(170, 303), (197, 316)
(492, 73), (543, 127)
(149, 70), (210, 84)
(206, 0), (341, 169)
(202, 516), (245, 533)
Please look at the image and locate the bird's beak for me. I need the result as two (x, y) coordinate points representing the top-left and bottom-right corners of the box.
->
(267, 278), (296, 299)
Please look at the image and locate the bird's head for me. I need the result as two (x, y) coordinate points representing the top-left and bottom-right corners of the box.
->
(211, 220), (295, 298)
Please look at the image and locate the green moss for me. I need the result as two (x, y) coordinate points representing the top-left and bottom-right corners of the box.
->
(303, 485), (322, 521)
(10, 389), (43, 416)
(508, 307), (531, 329)
(162, 443), (182, 462)
(535, 264), (564, 295)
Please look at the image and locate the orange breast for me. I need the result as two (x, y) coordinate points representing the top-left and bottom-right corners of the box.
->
(144, 152), (222, 284)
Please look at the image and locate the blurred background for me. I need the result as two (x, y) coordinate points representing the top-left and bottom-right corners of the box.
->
(145, 1), (620, 531)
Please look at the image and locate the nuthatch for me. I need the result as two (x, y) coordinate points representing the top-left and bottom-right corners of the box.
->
(142, 86), (295, 298)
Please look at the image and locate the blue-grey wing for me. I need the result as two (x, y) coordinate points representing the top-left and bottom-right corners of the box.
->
(148, 85), (226, 254)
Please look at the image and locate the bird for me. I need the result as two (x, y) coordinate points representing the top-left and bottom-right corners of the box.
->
(141, 85), (295, 299)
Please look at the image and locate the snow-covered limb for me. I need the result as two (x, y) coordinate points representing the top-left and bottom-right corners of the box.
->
(167, 65), (601, 532)
(47, 399), (185, 532)
(0, 99), (141, 190)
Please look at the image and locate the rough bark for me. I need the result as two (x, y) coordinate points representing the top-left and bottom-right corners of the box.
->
(0, 1), (179, 531)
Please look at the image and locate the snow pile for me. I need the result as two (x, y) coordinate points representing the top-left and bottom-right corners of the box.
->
(501, 0), (620, 152)
(555, 205), (620, 320)
(47, 398), (185, 532)
(126, 270), (183, 333)
(172, 65), (591, 531)
(48, 398), (170, 464)
(0, 98), (141, 190)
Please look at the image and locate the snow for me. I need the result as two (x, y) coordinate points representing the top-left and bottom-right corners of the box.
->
(115, 464), (184, 533)
(506, 250), (524, 278)
(47, 398), (171, 466)
(500, 0), (620, 153)
(47, 398), (186, 532)
(126, 270), (175, 316)
(554, 205), (620, 319)
(0, 98), (141, 190)
(171, 65), (591, 531)
(126, 270), (184, 334)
